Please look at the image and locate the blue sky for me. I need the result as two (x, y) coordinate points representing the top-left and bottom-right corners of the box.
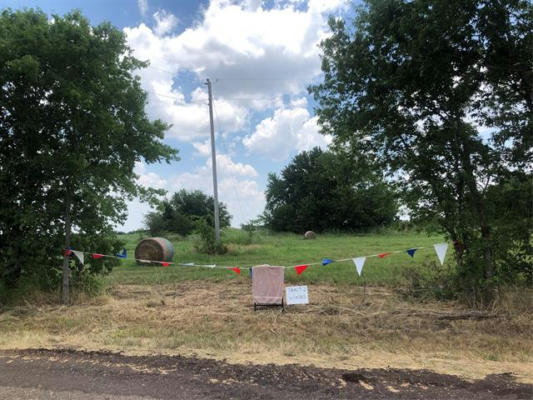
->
(4, 0), (350, 231)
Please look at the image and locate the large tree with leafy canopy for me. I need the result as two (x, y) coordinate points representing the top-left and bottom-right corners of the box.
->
(144, 189), (231, 237)
(263, 147), (398, 233)
(0, 9), (178, 301)
(310, 0), (532, 303)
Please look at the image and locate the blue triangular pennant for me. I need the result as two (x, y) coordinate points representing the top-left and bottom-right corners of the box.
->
(406, 248), (417, 258)
(116, 248), (127, 258)
(322, 258), (334, 266)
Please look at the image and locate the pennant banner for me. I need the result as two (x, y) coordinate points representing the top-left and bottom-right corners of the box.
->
(62, 242), (449, 275)
(353, 257), (366, 276)
(295, 265), (308, 275)
(116, 248), (127, 258)
(433, 243), (448, 265)
(406, 248), (417, 258)
(72, 250), (84, 265)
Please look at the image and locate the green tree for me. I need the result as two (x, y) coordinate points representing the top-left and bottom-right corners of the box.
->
(144, 189), (231, 236)
(0, 9), (178, 301)
(263, 147), (398, 232)
(310, 0), (532, 303)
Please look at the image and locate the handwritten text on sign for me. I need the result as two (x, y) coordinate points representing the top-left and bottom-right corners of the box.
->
(285, 286), (309, 305)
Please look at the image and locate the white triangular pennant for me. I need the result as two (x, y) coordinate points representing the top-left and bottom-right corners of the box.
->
(353, 257), (366, 276)
(72, 250), (84, 265)
(433, 243), (448, 266)
(206, 264), (216, 269)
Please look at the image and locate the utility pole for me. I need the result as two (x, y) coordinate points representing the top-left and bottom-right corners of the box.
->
(205, 78), (221, 243)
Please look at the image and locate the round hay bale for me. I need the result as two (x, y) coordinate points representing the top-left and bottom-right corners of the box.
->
(135, 237), (174, 266)
(304, 231), (316, 240)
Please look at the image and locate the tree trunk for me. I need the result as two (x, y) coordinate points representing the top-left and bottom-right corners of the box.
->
(61, 190), (72, 305)
(457, 125), (495, 280)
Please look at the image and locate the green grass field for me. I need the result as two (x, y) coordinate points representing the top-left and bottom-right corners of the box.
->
(107, 229), (445, 287)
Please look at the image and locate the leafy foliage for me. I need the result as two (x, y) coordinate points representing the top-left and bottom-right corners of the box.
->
(144, 189), (231, 237)
(310, 0), (532, 303)
(263, 147), (398, 232)
(193, 218), (228, 255)
(0, 9), (178, 291)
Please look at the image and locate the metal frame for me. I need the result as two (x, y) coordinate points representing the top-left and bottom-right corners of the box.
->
(254, 298), (285, 312)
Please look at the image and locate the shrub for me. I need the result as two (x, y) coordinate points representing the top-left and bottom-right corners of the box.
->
(193, 218), (227, 255)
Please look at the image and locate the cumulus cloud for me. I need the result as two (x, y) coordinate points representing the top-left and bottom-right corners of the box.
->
(134, 161), (167, 189)
(170, 154), (264, 226)
(153, 10), (178, 36)
(124, 0), (346, 141)
(210, 154), (258, 177)
(138, 0), (148, 17)
(123, 155), (263, 229)
(119, 1), (348, 229)
(243, 105), (332, 160)
(192, 140), (211, 157)
(136, 78), (248, 141)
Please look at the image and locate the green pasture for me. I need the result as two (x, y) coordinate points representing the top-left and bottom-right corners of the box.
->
(107, 229), (446, 287)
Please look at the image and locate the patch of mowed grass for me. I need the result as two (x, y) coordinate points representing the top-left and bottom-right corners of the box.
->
(108, 229), (444, 287)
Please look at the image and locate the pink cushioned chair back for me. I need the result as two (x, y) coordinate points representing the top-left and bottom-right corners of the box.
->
(252, 265), (284, 305)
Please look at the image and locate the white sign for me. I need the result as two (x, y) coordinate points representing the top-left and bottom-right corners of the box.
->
(285, 286), (309, 305)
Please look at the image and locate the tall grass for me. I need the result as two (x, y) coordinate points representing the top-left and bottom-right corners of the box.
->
(107, 229), (444, 287)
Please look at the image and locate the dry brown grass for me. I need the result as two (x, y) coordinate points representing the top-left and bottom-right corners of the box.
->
(1, 280), (532, 383)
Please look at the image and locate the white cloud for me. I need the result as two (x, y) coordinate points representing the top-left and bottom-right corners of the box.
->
(189, 153), (259, 180)
(211, 154), (258, 177)
(134, 161), (167, 189)
(153, 10), (178, 36)
(135, 78), (249, 141)
(297, 116), (332, 151)
(192, 140), (211, 157)
(243, 106), (331, 161)
(119, 1), (349, 229)
(138, 0), (149, 17)
(169, 154), (264, 226)
(121, 198), (152, 232)
(124, 155), (263, 229)
(124, 0), (346, 121)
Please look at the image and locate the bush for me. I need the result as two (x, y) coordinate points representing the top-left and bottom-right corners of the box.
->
(399, 262), (455, 302)
(193, 218), (227, 255)
(71, 268), (104, 298)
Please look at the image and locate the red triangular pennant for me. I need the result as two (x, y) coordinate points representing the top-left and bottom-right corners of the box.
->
(92, 253), (103, 259)
(295, 264), (308, 275)
(232, 267), (241, 275)
(378, 252), (391, 259)
(161, 262), (169, 267)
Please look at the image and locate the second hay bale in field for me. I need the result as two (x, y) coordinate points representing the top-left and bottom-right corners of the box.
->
(304, 231), (316, 240)
(135, 237), (174, 265)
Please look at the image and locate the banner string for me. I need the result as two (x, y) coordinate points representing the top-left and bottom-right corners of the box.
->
(63, 245), (437, 272)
